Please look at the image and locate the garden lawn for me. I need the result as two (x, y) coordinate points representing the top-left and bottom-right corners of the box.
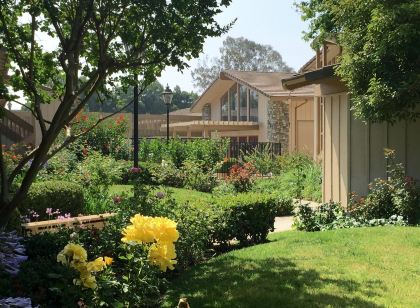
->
(110, 185), (211, 204)
(163, 227), (420, 308)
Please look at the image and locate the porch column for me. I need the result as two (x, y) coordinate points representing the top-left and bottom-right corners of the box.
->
(203, 128), (209, 138)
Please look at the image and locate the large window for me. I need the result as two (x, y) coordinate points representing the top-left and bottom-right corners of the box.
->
(221, 93), (228, 121)
(239, 84), (248, 121)
(229, 85), (238, 121)
(220, 83), (258, 122)
(249, 90), (258, 122)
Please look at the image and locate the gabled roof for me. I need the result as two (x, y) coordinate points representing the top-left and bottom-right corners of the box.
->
(221, 70), (314, 98)
(190, 70), (315, 112)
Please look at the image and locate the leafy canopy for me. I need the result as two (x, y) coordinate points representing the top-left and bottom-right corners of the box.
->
(0, 0), (232, 226)
(297, 0), (420, 123)
(192, 36), (293, 91)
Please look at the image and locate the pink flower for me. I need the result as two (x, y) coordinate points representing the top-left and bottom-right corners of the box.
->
(130, 167), (141, 174)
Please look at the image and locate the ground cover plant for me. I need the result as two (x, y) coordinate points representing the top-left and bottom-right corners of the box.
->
(162, 227), (420, 308)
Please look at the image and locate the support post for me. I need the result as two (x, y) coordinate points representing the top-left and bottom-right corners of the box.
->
(133, 74), (139, 168)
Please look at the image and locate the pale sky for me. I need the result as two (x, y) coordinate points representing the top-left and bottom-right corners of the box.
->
(158, 0), (315, 92)
(10, 0), (314, 109)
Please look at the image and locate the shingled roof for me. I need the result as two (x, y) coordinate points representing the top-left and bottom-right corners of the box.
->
(220, 70), (314, 98)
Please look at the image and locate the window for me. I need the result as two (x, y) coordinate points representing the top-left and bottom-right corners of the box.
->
(239, 84), (248, 121)
(249, 90), (258, 122)
(221, 93), (228, 121)
(229, 84), (238, 121)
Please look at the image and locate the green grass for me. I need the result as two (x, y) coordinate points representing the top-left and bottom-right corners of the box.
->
(109, 185), (211, 204)
(163, 227), (420, 308)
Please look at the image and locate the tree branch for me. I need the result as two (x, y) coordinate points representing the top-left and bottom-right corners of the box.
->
(7, 147), (38, 188)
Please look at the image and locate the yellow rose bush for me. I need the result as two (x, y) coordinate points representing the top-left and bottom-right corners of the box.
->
(57, 243), (112, 289)
(121, 214), (179, 272)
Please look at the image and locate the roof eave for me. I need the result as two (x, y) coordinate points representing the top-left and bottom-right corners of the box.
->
(282, 65), (337, 90)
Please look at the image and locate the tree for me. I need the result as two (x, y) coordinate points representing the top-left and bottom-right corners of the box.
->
(191, 36), (293, 91)
(297, 0), (420, 123)
(0, 0), (232, 227)
(85, 82), (198, 114)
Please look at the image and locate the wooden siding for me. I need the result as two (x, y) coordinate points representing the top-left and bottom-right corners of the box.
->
(322, 93), (349, 205)
(323, 93), (420, 205)
(349, 107), (420, 198)
(289, 98), (315, 156)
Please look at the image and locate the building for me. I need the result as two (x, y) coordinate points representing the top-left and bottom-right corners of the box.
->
(166, 70), (315, 154)
(282, 41), (420, 206)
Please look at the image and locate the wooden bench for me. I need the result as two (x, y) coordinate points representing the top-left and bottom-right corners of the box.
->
(22, 213), (115, 235)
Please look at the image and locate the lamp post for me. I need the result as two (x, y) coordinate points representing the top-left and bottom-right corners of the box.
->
(133, 74), (139, 168)
(161, 84), (173, 143)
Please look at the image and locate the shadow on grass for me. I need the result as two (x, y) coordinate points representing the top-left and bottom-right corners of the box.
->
(164, 256), (384, 308)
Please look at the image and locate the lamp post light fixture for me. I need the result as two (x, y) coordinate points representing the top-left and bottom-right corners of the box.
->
(161, 84), (174, 143)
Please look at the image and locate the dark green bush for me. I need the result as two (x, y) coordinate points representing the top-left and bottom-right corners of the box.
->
(21, 181), (84, 219)
(212, 193), (285, 245)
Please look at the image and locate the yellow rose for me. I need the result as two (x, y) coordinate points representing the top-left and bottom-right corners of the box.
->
(148, 242), (177, 272)
(153, 217), (179, 243)
(104, 256), (113, 266)
(58, 243), (87, 263)
(121, 215), (156, 243)
(86, 257), (106, 272)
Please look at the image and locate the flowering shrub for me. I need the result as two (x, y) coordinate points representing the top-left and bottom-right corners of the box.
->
(121, 215), (179, 272)
(226, 163), (257, 193)
(57, 243), (112, 289)
(67, 113), (130, 160)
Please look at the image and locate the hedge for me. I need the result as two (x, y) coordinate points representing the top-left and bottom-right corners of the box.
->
(211, 193), (293, 245)
(21, 181), (85, 219)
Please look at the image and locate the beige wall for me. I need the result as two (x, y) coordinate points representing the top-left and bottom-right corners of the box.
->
(321, 90), (420, 206)
(289, 97), (315, 156)
(349, 107), (420, 198)
(322, 93), (350, 206)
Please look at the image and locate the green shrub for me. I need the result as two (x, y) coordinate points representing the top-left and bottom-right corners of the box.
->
(244, 144), (277, 175)
(148, 161), (185, 188)
(212, 182), (236, 196)
(21, 181), (84, 219)
(181, 160), (218, 192)
(139, 138), (229, 171)
(294, 201), (408, 232)
(70, 151), (123, 214)
(212, 193), (281, 245)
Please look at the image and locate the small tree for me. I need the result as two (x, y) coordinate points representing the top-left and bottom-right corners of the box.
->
(0, 0), (233, 227)
(192, 36), (293, 91)
(297, 0), (420, 123)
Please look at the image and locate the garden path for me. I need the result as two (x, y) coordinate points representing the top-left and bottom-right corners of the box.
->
(273, 216), (294, 232)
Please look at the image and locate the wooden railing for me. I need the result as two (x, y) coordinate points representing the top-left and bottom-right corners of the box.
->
(0, 107), (34, 144)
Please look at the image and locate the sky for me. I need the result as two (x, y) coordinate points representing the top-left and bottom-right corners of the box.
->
(9, 0), (314, 109)
(158, 0), (315, 92)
